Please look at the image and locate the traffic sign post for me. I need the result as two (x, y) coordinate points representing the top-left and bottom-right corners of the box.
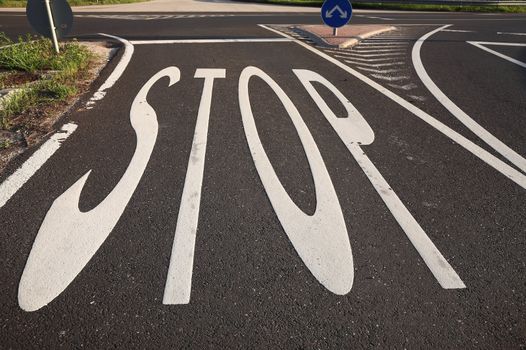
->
(26, 0), (73, 54)
(321, 0), (353, 36)
(44, 0), (60, 53)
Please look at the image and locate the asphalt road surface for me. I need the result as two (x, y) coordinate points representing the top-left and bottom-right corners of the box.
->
(0, 10), (525, 349)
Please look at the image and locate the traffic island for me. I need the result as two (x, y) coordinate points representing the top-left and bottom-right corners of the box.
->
(295, 24), (396, 48)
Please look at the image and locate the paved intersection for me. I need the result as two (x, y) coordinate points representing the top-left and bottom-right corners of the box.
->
(0, 10), (525, 349)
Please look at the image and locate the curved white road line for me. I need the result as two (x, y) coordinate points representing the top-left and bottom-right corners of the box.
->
(259, 25), (526, 193)
(412, 25), (526, 173)
(18, 67), (180, 312)
(86, 33), (135, 109)
(0, 34), (134, 210)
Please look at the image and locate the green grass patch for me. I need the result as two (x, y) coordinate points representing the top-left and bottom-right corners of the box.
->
(0, 0), (147, 7)
(0, 35), (91, 73)
(0, 139), (12, 149)
(0, 33), (93, 129)
(237, 0), (526, 13)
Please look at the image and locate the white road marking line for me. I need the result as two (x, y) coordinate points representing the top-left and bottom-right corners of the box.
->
(497, 32), (526, 36)
(355, 15), (393, 21)
(370, 74), (410, 81)
(413, 26), (526, 172)
(325, 50), (405, 58)
(365, 39), (411, 42)
(355, 46), (407, 50)
(0, 124), (77, 209)
(239, 67), (354, 295)
(388, 82), (418, 90)
(130, 38), (293, 45)
(348, 52), (406, 58)
(18, 67), (180, 312)
(353, 49), (407, 54)
(441, 29), (474, 33)
(163, 69), (226, 305)
(466, 41), (526, 47)
(368, 36), (412, 39)
(355, 66), (403, 74)
(408, 95), (427, 102)
(260, 24), (526, 188)
(0, 33), (133, 210)
(360, 42), (407, 46)
(344, 60), (406, 68)
(76, 14), (233, 20)
(86, 33), (134, 109)
(261, 24), (526, 287)
(467, 41), (526, 68)
(294, 70), (465, 290)
(335, 55), (398, 62)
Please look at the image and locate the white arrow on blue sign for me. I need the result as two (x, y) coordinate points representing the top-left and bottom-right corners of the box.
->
(321, 0), (353, 28)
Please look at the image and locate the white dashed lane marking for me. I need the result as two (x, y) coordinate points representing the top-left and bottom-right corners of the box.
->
(76, 14), (235, 21)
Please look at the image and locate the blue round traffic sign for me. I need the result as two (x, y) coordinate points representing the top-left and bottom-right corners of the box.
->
(321, 0), (353, 28)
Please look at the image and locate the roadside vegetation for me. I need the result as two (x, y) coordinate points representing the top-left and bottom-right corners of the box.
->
(0, 0), (146, 7)
(239, 0), (526, 13)
(0, 33), (93, 131)
(0, 32), (107, 172)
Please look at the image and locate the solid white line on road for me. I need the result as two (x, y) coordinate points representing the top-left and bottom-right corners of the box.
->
(261, 23), (526, 288)
(413, 26), (526, 173)
(293, 70), (465, 290)
(388, 82), (418, 90)
(86, 34), (134, 110)
(408, 95), (427, 102)
(359, 42), (407, 46)
(18, 67), (180, 312)
(370, 74), (410, 82)
(354, 15), (393, 20)
(365, 38), (412, 41)
(335, 55), (398, 62)
(163, 69), (226, 305)
(467, 41), (526, 68)
(497, 32), (526, 36)
(354, 46), (407, 51)
(348, 143), (465, 289)
(260, 24), (526, 189)
(344, 60), (406, 68)
(354, 46), (407, 50)
(0, 124), (77, 209)
(361, 39), (408, 43)
(441, 29), (474, 33)
(130, 38), (293, 45)
(334, 51), (406, 58)
(465, 41), (526, 47)
(353, 48), (406, 53)
(355, 66), (403, 74)
(0, 34), (134, 210)
(77, 14), (234, 20)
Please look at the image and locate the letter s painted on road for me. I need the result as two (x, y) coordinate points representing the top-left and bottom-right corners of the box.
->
(18, 67), (181, 312)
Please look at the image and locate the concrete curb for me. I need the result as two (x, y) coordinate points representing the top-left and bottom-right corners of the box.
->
(339, 26), (396, 48)
(295, 25), (396, 49)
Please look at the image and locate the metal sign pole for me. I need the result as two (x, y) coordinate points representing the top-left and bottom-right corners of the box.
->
(43, 0), (60, 54)
(333, 28), (338, 36)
